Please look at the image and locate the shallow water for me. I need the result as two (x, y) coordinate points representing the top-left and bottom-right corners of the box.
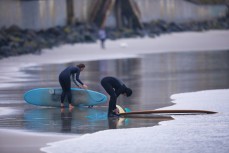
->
(0, 50), (228, 134)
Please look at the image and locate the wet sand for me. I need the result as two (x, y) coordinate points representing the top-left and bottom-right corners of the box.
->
(0, 30), (229, 153)
(0, 129), (77, 153)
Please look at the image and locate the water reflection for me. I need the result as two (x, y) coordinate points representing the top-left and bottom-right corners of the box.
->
(23, 107), (108, 133)
(0, 50), (229, 134)
(140, 51), (229, 109)
(20, 107), (171, 134)
(61, 108), (72, 132)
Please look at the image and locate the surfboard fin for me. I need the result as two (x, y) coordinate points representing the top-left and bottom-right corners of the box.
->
(124, 108), (131, 112)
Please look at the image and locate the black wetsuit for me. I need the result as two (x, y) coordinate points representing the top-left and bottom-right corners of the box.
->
(101, 76), (128, 114)
(59, 66), (84, 104)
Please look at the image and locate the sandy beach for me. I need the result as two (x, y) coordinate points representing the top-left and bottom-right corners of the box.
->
(0, 129), (77, 153)
(0, 30), (229, 153)
(1, 30), (229, 66)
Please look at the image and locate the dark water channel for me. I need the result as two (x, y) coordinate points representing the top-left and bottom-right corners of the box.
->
(0, 50), (229, 134)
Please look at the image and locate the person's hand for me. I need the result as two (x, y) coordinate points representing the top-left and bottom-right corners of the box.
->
(82, 84), (88, 89)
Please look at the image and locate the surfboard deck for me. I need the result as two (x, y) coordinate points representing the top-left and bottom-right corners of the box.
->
(24, 88), (107, 107)
(119, 109), (217, 116)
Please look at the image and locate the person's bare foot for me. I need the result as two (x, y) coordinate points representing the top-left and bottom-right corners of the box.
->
(113, 108), (120, 114)
(69, 104), (74, 111)
(61, 107), (65, 113)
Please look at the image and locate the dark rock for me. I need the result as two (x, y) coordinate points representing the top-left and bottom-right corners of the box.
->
(0, 16), (229, 59)
(84, 32), (96, 42)
(6, 25), (21, 33)
(0, 46), (11, 57)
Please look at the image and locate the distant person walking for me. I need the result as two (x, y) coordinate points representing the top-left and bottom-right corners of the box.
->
(101, 76), (132, 117)
(59, 64), (88, 109)
(98, 28), (106, 49)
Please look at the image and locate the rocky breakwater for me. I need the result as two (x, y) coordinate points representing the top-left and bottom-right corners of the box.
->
(0, 16), (228, 59)
(0, 23), (98, 59)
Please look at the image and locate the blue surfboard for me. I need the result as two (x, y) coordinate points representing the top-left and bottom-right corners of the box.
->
(24, 88), (107, 107)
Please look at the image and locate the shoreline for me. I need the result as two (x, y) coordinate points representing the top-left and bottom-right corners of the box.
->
(41, 89), (229, 153)
(0, 30), (229, 153)
(1, 30), (229, 65)
(1, 15), (228, 59)
(1, 30), (229, 90)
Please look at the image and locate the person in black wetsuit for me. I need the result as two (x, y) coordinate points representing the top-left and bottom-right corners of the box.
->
(59, 64), (88, 109)
(101, 76), (132, 117)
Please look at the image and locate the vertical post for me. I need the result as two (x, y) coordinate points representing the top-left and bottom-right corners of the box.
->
(115, 0), (122, 29)
(226, 4), (229, 17)
(66, 0), (74, 25)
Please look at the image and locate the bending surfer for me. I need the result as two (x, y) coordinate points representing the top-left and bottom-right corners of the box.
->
(101, 76), (132, 117)
(59, 64), (88, 109)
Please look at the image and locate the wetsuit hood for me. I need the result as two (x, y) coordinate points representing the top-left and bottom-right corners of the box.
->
(125, 87), (132, 97)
